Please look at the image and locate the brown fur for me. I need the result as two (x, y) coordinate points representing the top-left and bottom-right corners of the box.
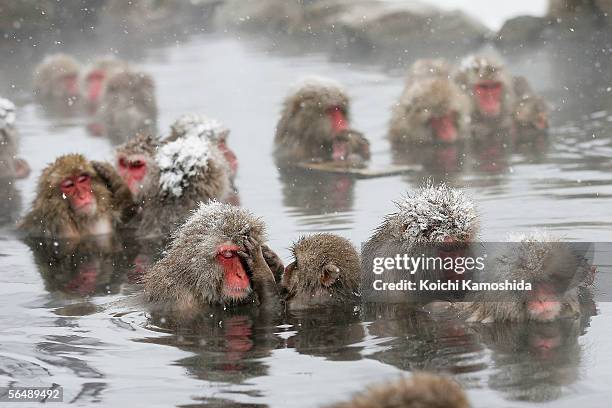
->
(144, 201), (269, 314)
(98, 70), (158, 141)
(0, 127), (18, 178)
(454, 56), (515, 138)
(19, 154), (131, 240)
(282, 233), (361, 310)
(33, 53), (80, 102)
(512, 76), (550, 135)
(406, 58), (453, 83)
(327, 373), (469, 408)
(389, 76), (471, 145)
(274, 77), (369, 164)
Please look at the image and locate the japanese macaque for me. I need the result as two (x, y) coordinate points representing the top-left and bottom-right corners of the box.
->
(19, 154), (135, 241)
(389, 60), (471, 146)
(83, 56), (129, 111)
(281, 233), (360, 311)
(0, 97), (30, 179)
(512, 76), (550, 137)
(168, 114), (238, 179)
(274, 77), (370, 166)
(361, 182), (479, 303)
(326, 373), (469, 408)
(455, 56), (515, 138)
(33, 54), (81, 106)
(461, 231), (595, 323)
(95, 70), (157, 140)
(115, 131), (232, 237)
(144, 201), (280, 316)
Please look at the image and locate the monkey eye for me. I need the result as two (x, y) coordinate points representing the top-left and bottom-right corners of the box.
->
(77, 174), (90, 184)
(118, 157), (128, 168)
(219, 250), (235, 259)
(60, 179), (75, 190)
(130, 160), (145, 169)
(87, 71), (105, 81)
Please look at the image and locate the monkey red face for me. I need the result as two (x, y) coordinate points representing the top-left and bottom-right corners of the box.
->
(216, 244), (251, 301)
(527, 283), (562, 322)
(117, 155), (147, 195)
(62, 73), (79, 98)
(429, 112), (458, 143)
(217, 142), (238, 177)
(474, 80), (503, 117)
(86, 70), (106, 105)
(60, 173), (96, 215)
(327, 106), (349, 134)
(535, 112), (549, 130)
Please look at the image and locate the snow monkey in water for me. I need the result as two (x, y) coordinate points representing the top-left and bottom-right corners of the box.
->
(361, 182), (479, 303)
(144, 201), (281, 316)
(460, 231), (595, 323)
(83, 55), (130, 112)
(281, 233), (361, 311)
(0, 97), (30, 179)
(454, 55), (516, 139)
(114, 131), (232, 237)
(33, 53), (81, 108)
(274, 77), (370, 166)
(512, 75), (550, 138)
(326, 372), (470, 408)
(167, 114), (238, 179)
(389, 58), (472, 146)
(19, 154), (135, 241)
(95, 69), (157, 141)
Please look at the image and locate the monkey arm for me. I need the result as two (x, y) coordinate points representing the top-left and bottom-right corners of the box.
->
(91, 160), (138, 221)
(238, 238), (281, 312)
(261, 244), (285, 283)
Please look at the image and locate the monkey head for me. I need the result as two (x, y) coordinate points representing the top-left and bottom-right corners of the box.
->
(115, 133), (160, 201)
(104, 70), (155, 108)
(514, 94), (549, 133)
(393, 78), (471, 144)
(34, 54), (80, 101)
(282, 233), (360, 309)
(381, 182), (478, 247)
(145, 201), (267, 308)
(456, 55), (514, 120)
(407, 58), (452, 81)
(168, 114), (237, 176)
(84, 56), (128, 108)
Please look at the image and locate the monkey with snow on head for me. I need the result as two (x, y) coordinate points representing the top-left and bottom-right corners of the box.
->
(167, 114), (239, 179)
(361, 182), (479, 303)
(454, 55), (516, 139)
(33, 53), (81, 108)
(115, 131), (232, 237)
(94, 69), (157, 141)
(459, 231), (595, 324)
(275, 77), (370, 167)
(389, 59), (471, 146)
(19, 154), (135, 241)
(144, 201), (280, 317)
(0, 97), (30, 179)
(281, 233), (361, 311)
(326, 372), (470, 408)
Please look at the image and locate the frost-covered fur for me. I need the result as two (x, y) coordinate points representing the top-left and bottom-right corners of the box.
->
(283, 233), (360, 308)
(275, 76), (352, 162)
(327, 373), (469, 408)
(461, 231), (594, 323)
(0, 98), (18, 177)
(98, 70), (157, 141)
(144, 201), (266, 310)
(167, 114), (229, 143)
(33, 53), (80, 102)
(389, 76), (471, 145)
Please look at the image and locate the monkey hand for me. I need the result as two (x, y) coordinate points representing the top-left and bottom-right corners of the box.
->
(91, 160), (138, 221)
(238, 237), (280, 309)
(237, 236), (268, 276)
(91, 161), (123, 193)
(261, 244), (284, 283)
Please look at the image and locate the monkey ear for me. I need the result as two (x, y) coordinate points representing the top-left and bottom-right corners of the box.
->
(320, 263), (340, 287)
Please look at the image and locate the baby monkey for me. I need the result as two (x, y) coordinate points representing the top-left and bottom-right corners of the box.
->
(326, 372), (469, 408)
(281, 233), (361, 311)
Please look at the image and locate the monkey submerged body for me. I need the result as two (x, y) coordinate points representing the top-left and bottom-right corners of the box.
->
(282, 233), (361, 311)
(83, 56), (129, 112)
(33, 54), (81, 108)
(275, 77), (370, 166)
(115, 131), (232, 237)
(168, 114), (239, 179)
(19, 154), (134, 241)
(389, 59), (471, 146)
(144, 202), (280, 316)
(455, 56), (516, 139)
(0, 97), (30, 179)
(95, 70), (157, 141)
(326, 372), (469, 408)
(460, 231), (595, 323)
